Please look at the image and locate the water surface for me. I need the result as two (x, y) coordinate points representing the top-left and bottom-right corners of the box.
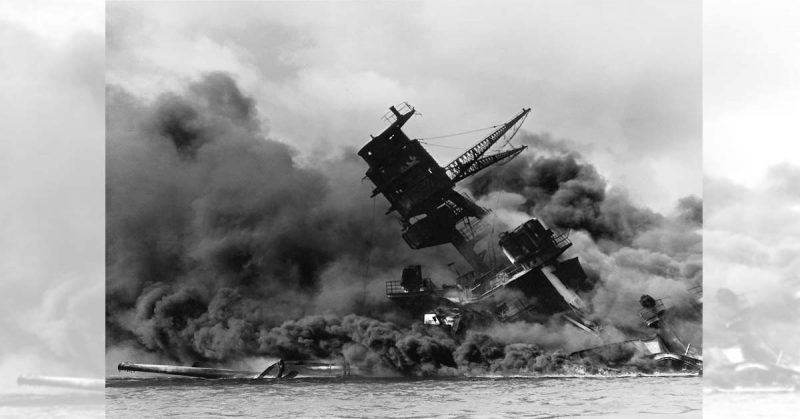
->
(107, 375), (701, 418)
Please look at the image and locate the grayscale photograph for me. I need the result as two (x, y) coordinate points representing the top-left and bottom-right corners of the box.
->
(4, 0), (800, 418)
(0, 0), (105, 417)
(104, 1), (701, 417)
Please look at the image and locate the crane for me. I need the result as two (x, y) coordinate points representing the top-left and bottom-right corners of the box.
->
(443, 108), (531, 183)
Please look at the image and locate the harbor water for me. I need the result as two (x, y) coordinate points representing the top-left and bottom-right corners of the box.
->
(106, 375), (701, 418)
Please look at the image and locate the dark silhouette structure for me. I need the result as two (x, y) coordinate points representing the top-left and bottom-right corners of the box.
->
(359, 104), (596, 332)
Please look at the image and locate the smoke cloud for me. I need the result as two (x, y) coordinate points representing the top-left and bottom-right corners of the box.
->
(107, 72), (459, 365)
(107, 74), (701, 375)
(467, 134), (702, 346)
(467, 134), (663, 246)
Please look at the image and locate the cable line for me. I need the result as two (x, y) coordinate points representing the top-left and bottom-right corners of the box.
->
(418, 141), (472, 151)
(419, 124), (499, 141)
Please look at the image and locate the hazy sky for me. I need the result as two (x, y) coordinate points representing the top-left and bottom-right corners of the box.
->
(705, 0), (800, 186)
(704, 0), (800, 298)
(107, 0), (701, 214)
(0, 2), (797, 412)
(0, 0), (104, 384)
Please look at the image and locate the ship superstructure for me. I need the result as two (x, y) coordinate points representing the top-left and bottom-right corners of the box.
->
(358, 104), (597, 333)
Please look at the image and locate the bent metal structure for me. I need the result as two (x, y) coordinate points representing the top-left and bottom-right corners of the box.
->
(358, 104), (596, 333)
(117, 104), (701, 378)
(359, 104), (701, 372)
(570, 294), (702, 370)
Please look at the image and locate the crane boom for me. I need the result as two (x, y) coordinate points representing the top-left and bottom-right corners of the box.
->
(443, 108), (531, 182)
(450, 146), (527, 183)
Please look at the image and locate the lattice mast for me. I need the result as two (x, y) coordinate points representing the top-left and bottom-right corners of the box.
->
(443, 108), (530, 183)
(358, 104), (530, 273)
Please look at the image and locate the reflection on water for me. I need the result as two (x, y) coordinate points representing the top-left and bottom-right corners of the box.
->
(107, 375), (700, 418)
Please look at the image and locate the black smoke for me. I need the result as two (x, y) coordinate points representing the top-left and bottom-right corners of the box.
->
(107, 73), (461, 367)
(467, 133), (702, 349)
(466, 134), (662, 246)
(107, 74), (701, 375)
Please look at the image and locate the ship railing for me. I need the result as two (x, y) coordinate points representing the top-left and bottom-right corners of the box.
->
(385, 279), (434, 297)
(467, 267), (499, 297)
(455, 217), (489, 242)
(382, 102), (414, 124)
(469, 263), (530, 300)
(500, 263), (527, 279)
(551, 230), (572, 249)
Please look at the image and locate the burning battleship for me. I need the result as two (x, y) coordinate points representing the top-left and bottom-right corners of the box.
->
(359, 104), (594, 332)
(117, 101), (701, 379)
(358, 103), (702, 373)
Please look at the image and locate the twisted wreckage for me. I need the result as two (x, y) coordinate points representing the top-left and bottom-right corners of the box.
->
(359, 103), (701, 372)
(118, 104), (701, 379)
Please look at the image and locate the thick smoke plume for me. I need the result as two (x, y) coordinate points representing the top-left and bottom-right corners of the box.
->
(107, 73), (457, 366)
(468, 134), (702, 342)
(469, 135), (662, 245)
(107, 74), (700, 375)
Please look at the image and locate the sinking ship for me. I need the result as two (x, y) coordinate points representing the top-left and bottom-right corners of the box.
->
(358, 103), (701, 372)
(117, 104), (700, 380)
(359, 104), (596, 334)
